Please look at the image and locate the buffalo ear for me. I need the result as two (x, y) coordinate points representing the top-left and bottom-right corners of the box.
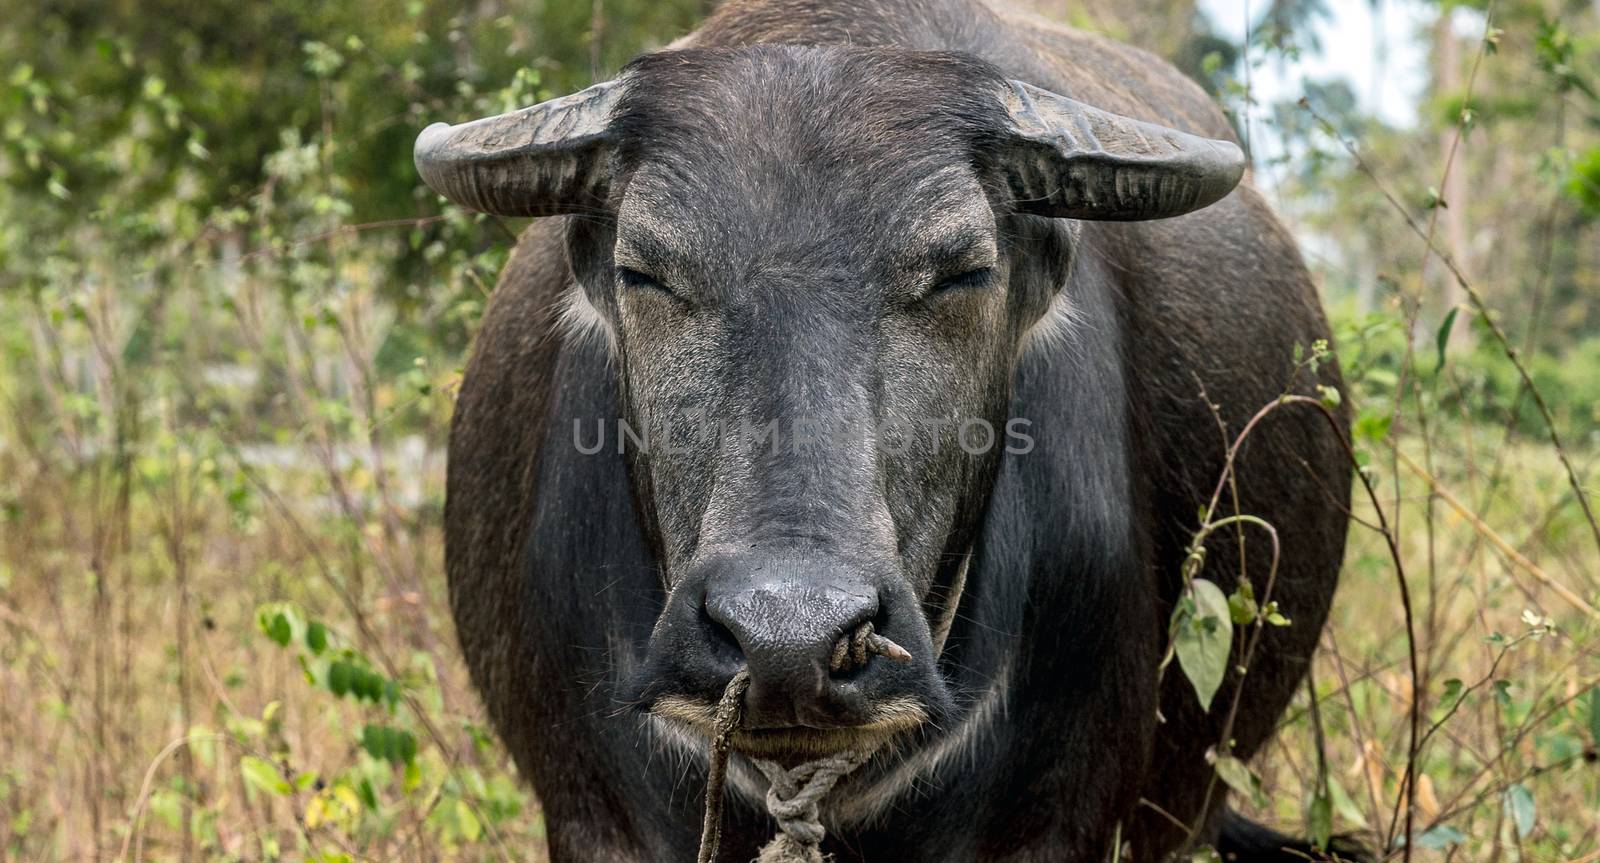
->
(994, 80), (1246, 221)
(414, 78), (627, 217)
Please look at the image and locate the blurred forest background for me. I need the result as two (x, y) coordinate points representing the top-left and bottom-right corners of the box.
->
(2, 0), (1600, 860)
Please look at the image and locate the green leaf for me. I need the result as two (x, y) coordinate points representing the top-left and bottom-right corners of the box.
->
(265, 612), (291, 647)
(1328, 776), (1368, 828)
(362, 724), (417, 766)
(357, 669), (384, 703)
(240, 756), (291, 796)
(305, 622), (328, 654)
(1227, 582), (1258, 625)
(1414, 825), (1467, 850)
(1435, 307), (1459, 372)
(328, 661), (351, 697)
(1353, 408), (1391, 443)
(1176, 579), (1233, 711)
(1504, 783), (1535, 838)
(1363, 368), (1399, 390)
(1588, 687), (1600, 744)
(361, 724), (388, 762)
(1566, 147), (1600, 217)
(149, 788), (183, 830)
(1209, 751), (1268, 809)
(1306, 787), (1332, 851)
(455, 799), (482, 843)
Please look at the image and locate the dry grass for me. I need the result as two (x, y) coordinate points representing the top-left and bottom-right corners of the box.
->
(1, 225), (1596, 863)
(1, 275), (548, 862)
(1253, 432), (1600, 859)
(5, 282), (1597, 862)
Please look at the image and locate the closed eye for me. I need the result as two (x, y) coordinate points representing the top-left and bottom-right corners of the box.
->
(617, 266), (670, 294)
(932, 267), (994, 293)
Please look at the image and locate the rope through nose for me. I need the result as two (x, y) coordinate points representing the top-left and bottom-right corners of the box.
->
(697, 668), (751, 863)
(696, 622), (912, 862)
(828, 620), (912, 673)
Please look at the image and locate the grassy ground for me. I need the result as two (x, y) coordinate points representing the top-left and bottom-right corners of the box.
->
(1254, 430), (1600, 861)
(0, 274), (548, 862)
(1, 275), (1597, 862)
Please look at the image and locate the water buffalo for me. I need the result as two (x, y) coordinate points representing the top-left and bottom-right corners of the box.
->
(418, 0), (1352, 859)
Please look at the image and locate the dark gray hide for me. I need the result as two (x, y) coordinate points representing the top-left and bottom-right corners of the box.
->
(426, 1), (1351, 861)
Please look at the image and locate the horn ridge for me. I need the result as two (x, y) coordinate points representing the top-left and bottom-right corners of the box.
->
(414, 78), (627, 218)
(996, 79), (1246, 221)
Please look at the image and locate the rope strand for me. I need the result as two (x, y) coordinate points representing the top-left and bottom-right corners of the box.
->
(828, 621), (911, 672)
(695, 622), (911, 862)
(749, 749), (873, 862)
(697, 668), (751, 863)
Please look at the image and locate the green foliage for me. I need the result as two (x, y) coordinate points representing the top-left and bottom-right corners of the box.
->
(1503, 783), (1536, 839)
(240, 755), (295, 798)
(1327, 299), (1600, 443)
(0, 0), (676, 857)
(0, 0), (704, 303)
(1567, 146), (1600, 217)
(1305, 784), (1333, 851)
(1416, 825), (1469, 850)
(241, 603), (521, 854)
(1174, 578), (1233, 712)
(1208, 749), (1269, 810)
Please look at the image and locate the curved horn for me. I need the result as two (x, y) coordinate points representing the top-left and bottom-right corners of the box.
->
(414, 78), (627, 217)
(995, 80), (1246, 221)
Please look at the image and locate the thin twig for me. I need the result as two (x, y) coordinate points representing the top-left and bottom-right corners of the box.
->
(1395, 449), (1598, 618)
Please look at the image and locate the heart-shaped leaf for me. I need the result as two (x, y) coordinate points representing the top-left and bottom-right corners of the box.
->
(1176, 578), (1233, 711)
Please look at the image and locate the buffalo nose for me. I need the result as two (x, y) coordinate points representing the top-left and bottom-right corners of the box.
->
(704, 577), (878, 728)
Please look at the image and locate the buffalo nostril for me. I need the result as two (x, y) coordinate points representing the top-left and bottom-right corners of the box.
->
(699, 604), (744, 664)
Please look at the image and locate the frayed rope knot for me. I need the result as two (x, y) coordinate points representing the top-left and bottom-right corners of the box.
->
(749, 748), (873, 862)
(752, 833), (828, 863)
(696, 622), (910, 862)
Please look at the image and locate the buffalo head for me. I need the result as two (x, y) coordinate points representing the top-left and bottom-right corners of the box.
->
(417, 46), (1243, 760)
